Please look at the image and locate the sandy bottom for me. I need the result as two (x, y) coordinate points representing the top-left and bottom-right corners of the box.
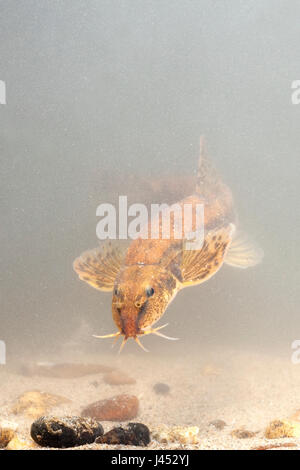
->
(1, 345), (300, 450)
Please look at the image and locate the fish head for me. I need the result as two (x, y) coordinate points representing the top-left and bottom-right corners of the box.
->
(111, 264), (178, 350)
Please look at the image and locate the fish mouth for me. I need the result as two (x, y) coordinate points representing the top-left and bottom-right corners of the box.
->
(93, 324), (179, 353)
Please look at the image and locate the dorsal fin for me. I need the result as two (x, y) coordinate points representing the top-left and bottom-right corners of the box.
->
(196, 136), (222, 197)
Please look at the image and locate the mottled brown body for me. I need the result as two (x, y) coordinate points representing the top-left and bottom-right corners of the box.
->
(73, 138), (261, 351)
(125, 187), (235, 267)
(111, 164), (235, 339)
(112, 264), (178, 338)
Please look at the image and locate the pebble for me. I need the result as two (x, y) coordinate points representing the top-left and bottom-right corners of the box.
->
(0, 420), (18, 448)
(265, 419), (300, 439)
(153, 383), (170, 395)
(30, 416), (104, 448)
(209, 419), (227, 430)
(91, 381), (99, 388)
(231, 428), (258, 439)
(6, 436), (37, 450)
(103, 370), (136, 385)
(152, 425), (199, 445)
(12, 390), (71, 419)
(96, 423), (150, 446)
(82, 394), (139, 421)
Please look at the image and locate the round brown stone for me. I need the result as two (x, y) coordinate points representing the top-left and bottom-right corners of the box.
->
(82, 394), (139, 421)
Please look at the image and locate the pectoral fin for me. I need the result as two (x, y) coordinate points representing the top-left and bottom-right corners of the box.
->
(225, 232), (263, 268)
(73, 242), (125, 291)
(180, 224), (235, 287)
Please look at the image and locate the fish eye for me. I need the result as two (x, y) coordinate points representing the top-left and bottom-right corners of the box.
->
(146, 287), (154, 297)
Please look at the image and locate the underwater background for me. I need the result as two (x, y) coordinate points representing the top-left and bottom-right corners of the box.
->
(1, 0), (300, 383)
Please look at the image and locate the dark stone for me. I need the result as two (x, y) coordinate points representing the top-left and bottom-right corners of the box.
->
(209, 419), (227, 430)
(30, 416), (104, 448)
(231, 428), (257, 439)
(90, 381), (99, 388)
(153, 382), (170, 395)
(96, 422), (150, 447)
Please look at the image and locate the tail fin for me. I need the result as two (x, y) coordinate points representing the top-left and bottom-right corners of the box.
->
(225, 231), (264, 268)
(196, 136), (221, 196)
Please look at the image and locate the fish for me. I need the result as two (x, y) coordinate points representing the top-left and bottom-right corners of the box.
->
(73, 137), (263, 352)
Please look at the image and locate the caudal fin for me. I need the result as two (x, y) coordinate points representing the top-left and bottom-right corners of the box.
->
(225, 231), (264, 268)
